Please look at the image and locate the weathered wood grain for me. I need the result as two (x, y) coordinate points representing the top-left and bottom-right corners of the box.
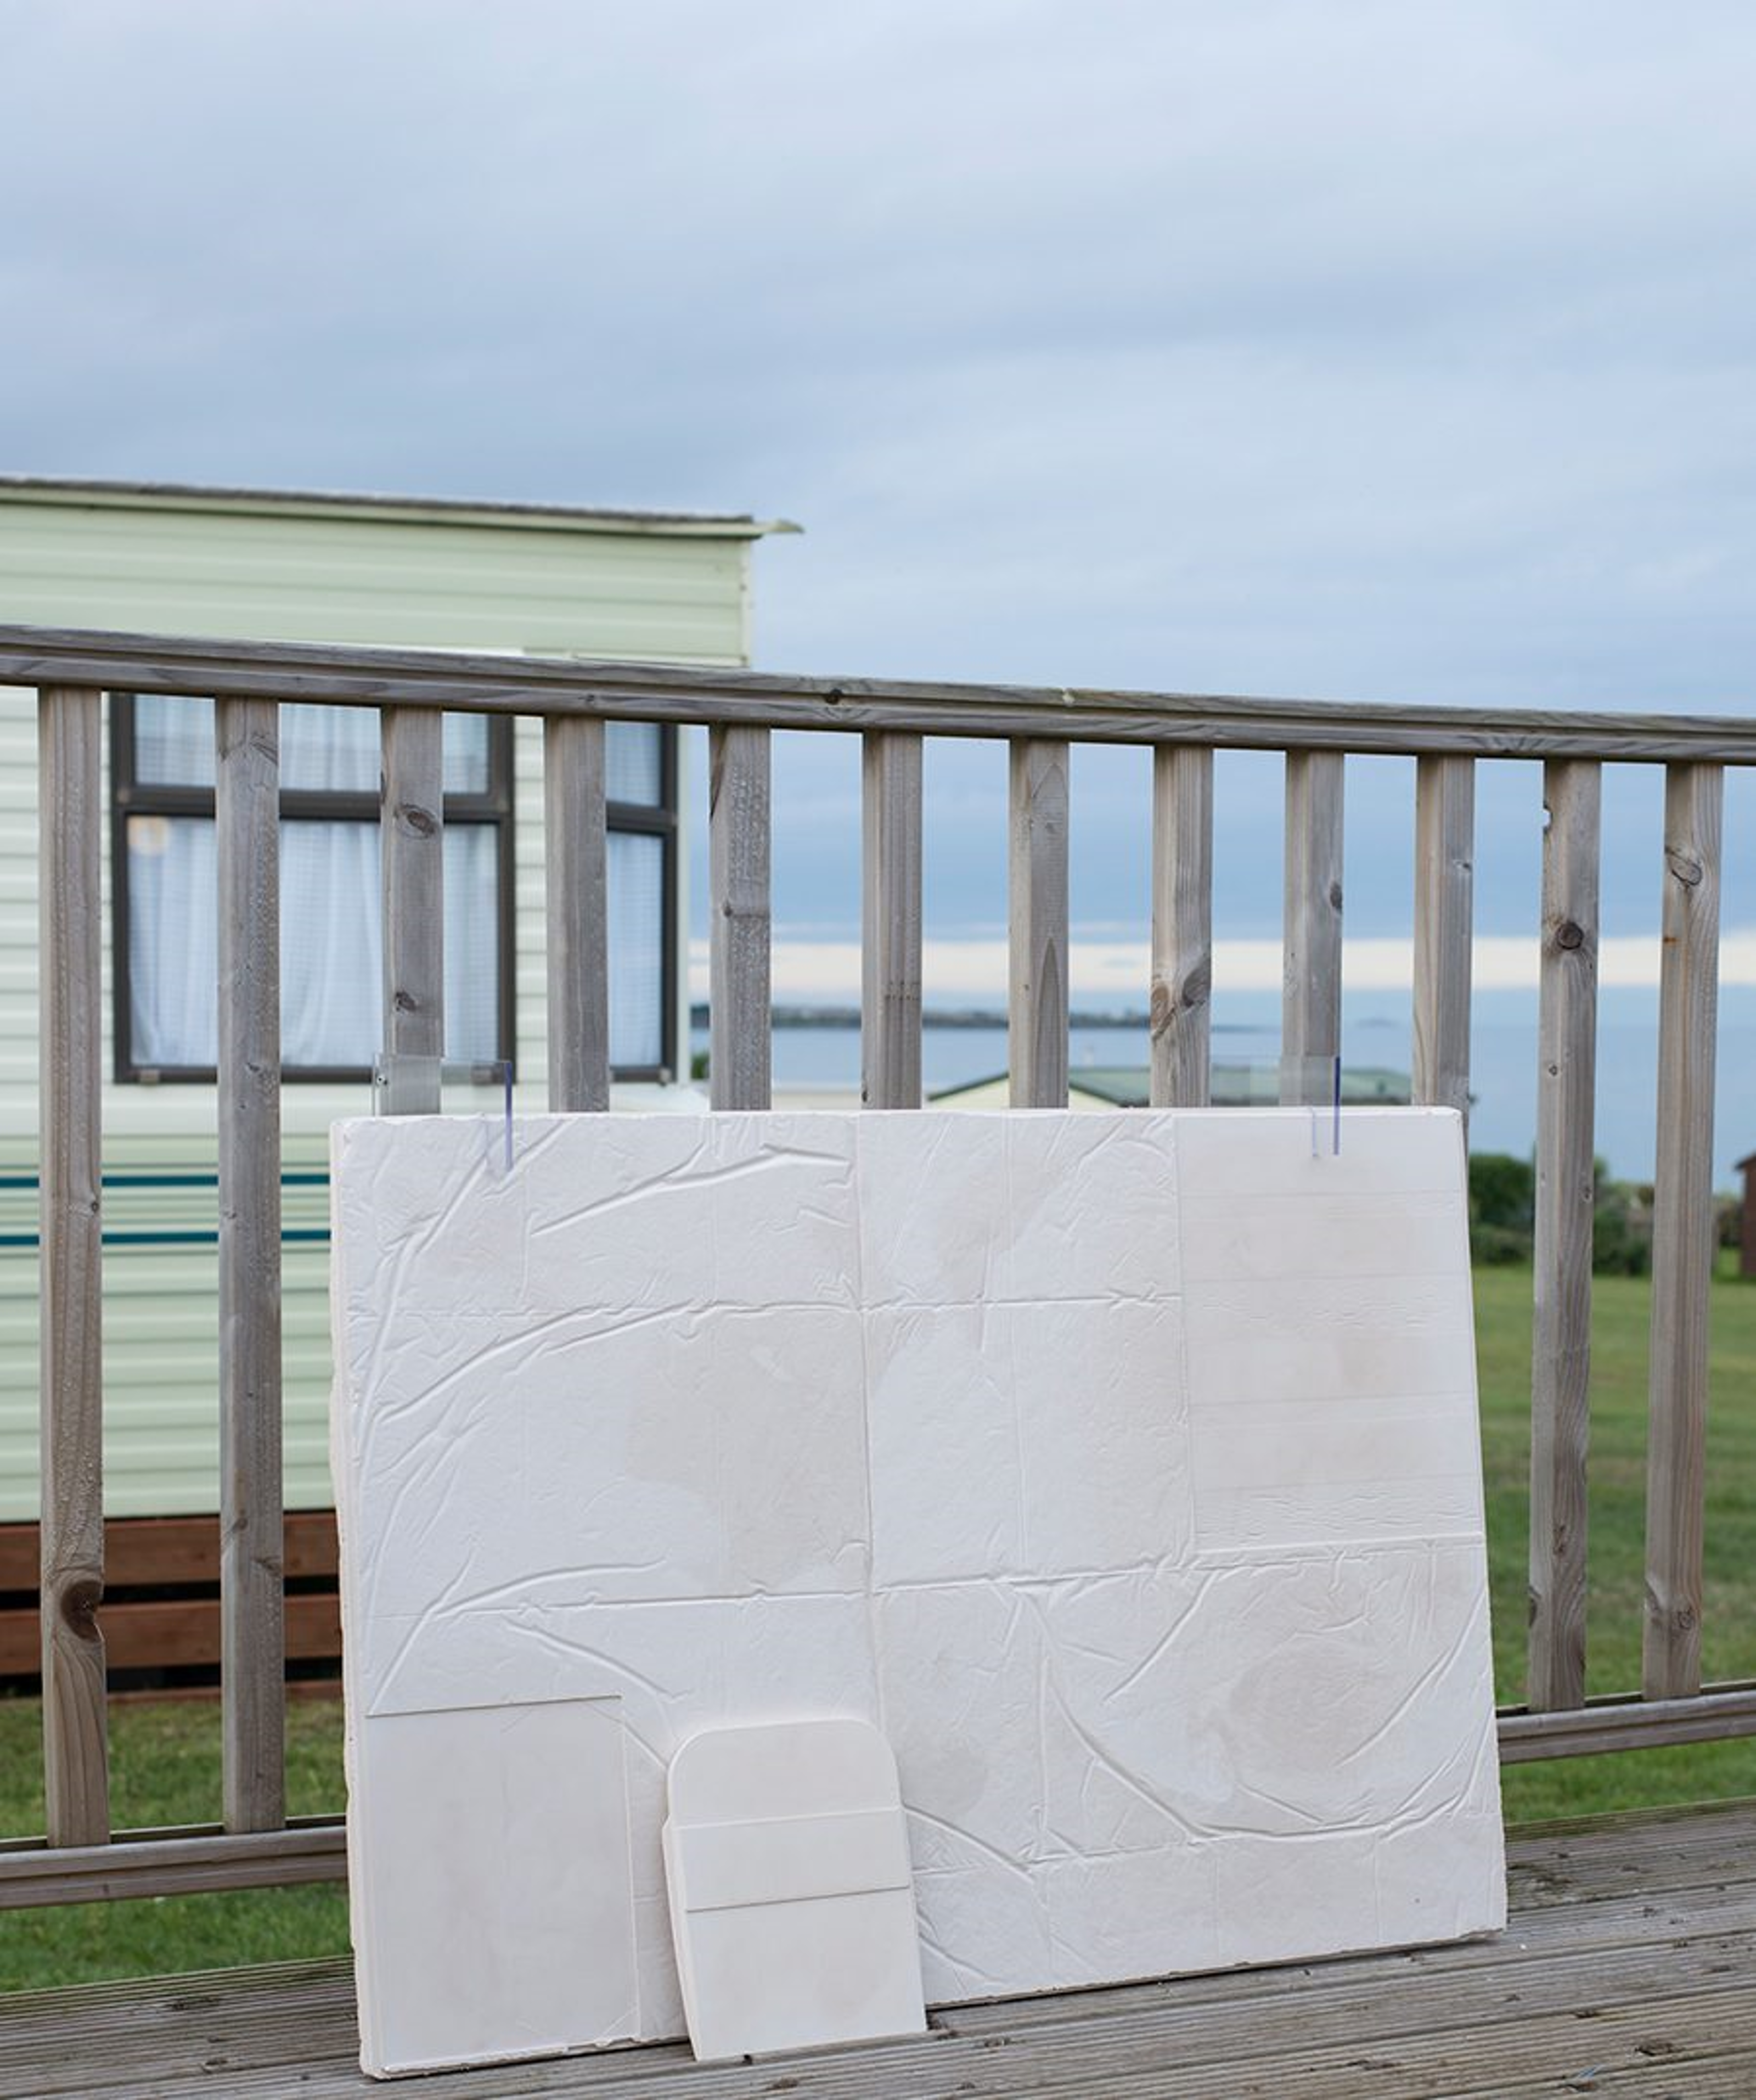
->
(1411, 754), (1474, 1122)
(1527, 760), (1600, 1715)
(860, 731), (923, 1109)
(13, 623), (1756, 759)
(1009, 740), (1070, 1108)
(0, 1591), (340, 1681)
(4, 1803), (1755, 2096)
(1644, 762), (1724, 1702)
(379, 709), (445, 1115)
(1149, 744), (1212, 1107)
(15, 1961), (1756, 2099)
(1501, 1683), (1756, 1760)
(708, 724), (771, 1109)
(0, 1513), (337, 1592)
(37, 686), (108, 1850)
(543, 715), (610, 1112)
(0, 1822), (346, 1910)
(214, 698), (285, 1833)
(1281, 751), (1344, 1107)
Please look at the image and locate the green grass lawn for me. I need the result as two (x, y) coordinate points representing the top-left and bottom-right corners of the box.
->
(2, 1256), (1753, 1990)
(0, 1696), (353, 1991)
(1479, 1255), (1756, 1821)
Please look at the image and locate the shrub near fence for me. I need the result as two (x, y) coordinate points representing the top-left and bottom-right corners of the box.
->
(1465, 1149), (1734, 1279)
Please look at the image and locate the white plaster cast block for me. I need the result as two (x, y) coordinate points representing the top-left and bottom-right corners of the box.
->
(331, 1107), (1504, 2077)
(867, 1307), (1025, 1585)
(346, 1697), (637, 2079)
(662, 1720), (926, 2061)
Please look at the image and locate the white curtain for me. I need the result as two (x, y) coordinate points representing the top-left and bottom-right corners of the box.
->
(126, 815), (218, 1067)
(127, 698), (661, 1073)
(133, 695), (490, 794)
(605, 722), (662, 805)
(128, 816), (500, 1069)
(607, 830), (664, 1068)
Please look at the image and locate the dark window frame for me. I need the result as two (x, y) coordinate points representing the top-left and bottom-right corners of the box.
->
(109, 695), (517, 1086)
(110, 700), (682, 1088)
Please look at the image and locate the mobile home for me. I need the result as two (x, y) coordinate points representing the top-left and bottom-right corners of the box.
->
(0, 476), (788, 1535)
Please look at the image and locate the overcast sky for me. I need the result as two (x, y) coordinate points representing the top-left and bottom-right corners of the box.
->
(7, 1), (1756, 997)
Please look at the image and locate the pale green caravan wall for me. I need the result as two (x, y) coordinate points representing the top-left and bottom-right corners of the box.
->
(0, 493), (752, 660)
(0, 492), (759, 1518)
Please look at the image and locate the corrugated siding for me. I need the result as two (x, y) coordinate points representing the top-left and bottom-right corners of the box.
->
(0, 692), (36, 1107)
(0, 502), (748, 1519)
(0, 498), (750, 660)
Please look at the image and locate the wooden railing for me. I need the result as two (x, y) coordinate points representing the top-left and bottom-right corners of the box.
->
(3, 622), (1755, 1910)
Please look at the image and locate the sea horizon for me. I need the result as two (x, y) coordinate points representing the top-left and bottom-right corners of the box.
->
(690, 983), (1756, 1187)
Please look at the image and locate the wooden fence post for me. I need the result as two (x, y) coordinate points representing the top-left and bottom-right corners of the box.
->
(380, 710), (446, 1115)
(1412, 755), (1474, 1123)
(862, 732), (924, 1109)
(709, 725), (772, 1109)
(1529, 760), (1600, 1712)
(1281, 752), (1344, 1105)
(216, 697), (285, 1831)
(1644, 762), (1723, 1701)
(1150, 745), (1213, 1108)
(1009, 740), (1070, 1108)
(38, 684), (109, 1849)
(544, 716), (610, 1113)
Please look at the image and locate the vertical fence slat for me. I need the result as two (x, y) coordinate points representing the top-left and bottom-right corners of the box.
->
(861, 731), (923, 1109)
(544, 716), (610, 1113)
(1281, 751), (1345, 1105)
(1412, 755), (1475, 1123)
(1149, 745), (1213, 1108)
(38, 684), (108, 1849)
(1644, 761), (1723, 1702)
(380, 709), (446, 1115)
(1009, 739), (1070, 1108)
(709, 725), (772, 1110)
(215, 698), (285, 1832)
(1529, 760), (1601, 1712)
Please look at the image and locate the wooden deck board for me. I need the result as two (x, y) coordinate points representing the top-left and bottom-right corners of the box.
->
(2, 1801), (1753, 2098)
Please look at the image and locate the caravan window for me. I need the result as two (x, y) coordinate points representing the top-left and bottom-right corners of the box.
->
(111, 699), (679, 1085)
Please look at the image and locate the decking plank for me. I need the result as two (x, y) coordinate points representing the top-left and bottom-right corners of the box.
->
(10, 1893), (1755, 2096)
(45, 1974), (1756, 2100)
(9, 1877), (1754, 2092)
(2, 1801), (1752, 2099)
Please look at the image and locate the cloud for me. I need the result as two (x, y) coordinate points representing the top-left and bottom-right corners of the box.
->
(7, 1), (1756, 947)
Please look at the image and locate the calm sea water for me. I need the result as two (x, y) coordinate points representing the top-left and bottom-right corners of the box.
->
(694, 987), (1756, 1184)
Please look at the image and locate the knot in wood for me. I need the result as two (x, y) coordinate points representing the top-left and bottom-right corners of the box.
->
(1555, 921), (1585, 952)
(1665, 848), (1704, 888)
(62, 1580), (102, 1637)
(392, 990), (419, 1013)
(397, 802), (438, 839)
(1327, 880), (1343, 911)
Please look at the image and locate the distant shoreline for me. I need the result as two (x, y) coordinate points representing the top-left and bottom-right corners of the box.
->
(693, 1003), (1152, 1031)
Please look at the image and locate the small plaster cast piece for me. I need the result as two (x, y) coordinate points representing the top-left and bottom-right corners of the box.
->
(662, 1719), (926, 2062)
(345, 1697), (638, 2079)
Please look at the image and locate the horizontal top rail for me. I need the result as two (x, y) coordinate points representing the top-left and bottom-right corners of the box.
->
(7, 624), (1756, 760)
